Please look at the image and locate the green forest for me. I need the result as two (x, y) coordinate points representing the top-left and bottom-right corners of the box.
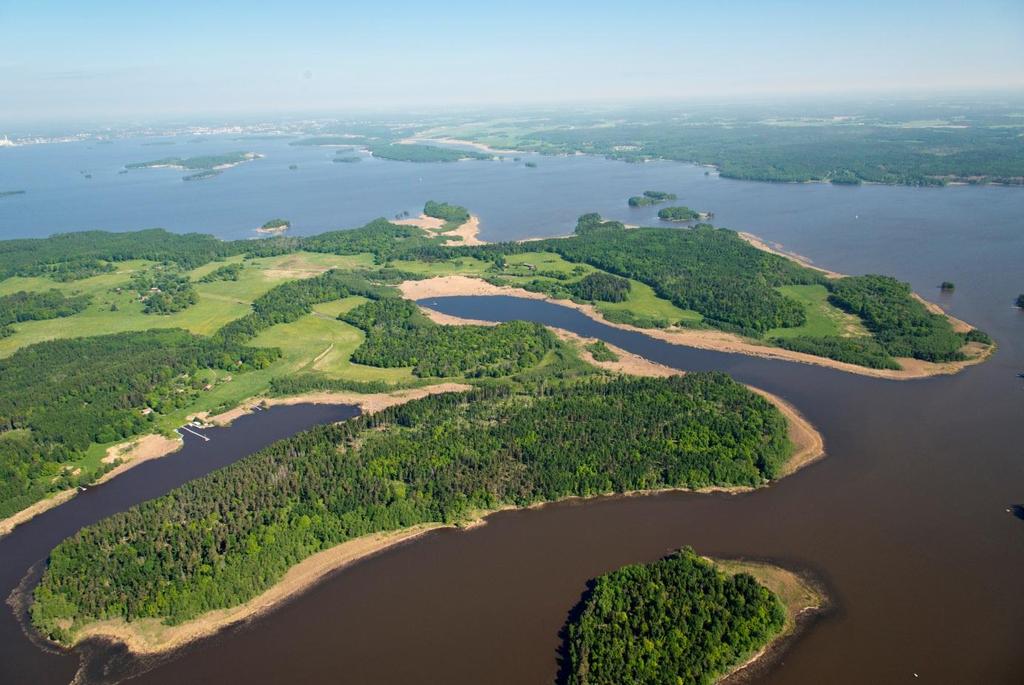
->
(0, 289), (91, 338)
(566, 549), (785, 685)
(129, 269), (197, 314)
(658, 206), (700, 222)
(32, 373), (792, 640)
(423, 200), (470, 225)
(568, 272), (631, 302)
(197, 263), (243, 282)
(341, 298), (555, 378)
(0, 329), (267, 517)
(0, 228), (240, 281)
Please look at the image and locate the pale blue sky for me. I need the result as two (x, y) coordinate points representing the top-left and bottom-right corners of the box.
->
(2, 0), (1022, 121)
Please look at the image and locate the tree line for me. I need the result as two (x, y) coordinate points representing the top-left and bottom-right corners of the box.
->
(0, 289), (91, 338)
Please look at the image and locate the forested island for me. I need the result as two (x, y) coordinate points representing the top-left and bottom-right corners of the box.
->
(32, 373), (794, 644)
(423, 200), (471, 230)
(0, 190), (26, 198)
(566, 550), (795, 685)
(126, 152), (258, 171)
(256, 219), (290, 235)
(628, 190), (677, 207)
(658, 206), (702, 222)
(126, 152), (260, 180)
(368, 143), (492, 163)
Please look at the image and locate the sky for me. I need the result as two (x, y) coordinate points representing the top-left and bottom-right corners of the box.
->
(1, 0), (1023, 123)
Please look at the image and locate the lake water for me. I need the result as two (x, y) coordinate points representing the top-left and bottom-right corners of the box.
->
(1, 137), (1023, 684)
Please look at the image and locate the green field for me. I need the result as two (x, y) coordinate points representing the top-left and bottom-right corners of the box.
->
(73, 295), (421, 475)
(765, 284), (868, 340)
(389, 256), (491, 276)
(490, 252), (701, 326)
(595, 280), (702, 326)
(0, 252), (378, 357)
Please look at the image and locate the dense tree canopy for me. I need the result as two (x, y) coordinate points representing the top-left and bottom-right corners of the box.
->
(423, 200), (470, 225)
(569, 272), (631, 302)
(828, 275), (969, 362)
(658, 206), (701, 222)
(129, 269), (197, 315)
(628, 191), (677, 207)
(33, 373), (792, 640)
(542, 223), (817, 333)
(0, 289), (91, 337)
(341, 298), (556, 378)
(197, 263), (243, 283)
(566, 549), (785, 685)
(0, 229), (240, 281)
(0, 330), (268, 517)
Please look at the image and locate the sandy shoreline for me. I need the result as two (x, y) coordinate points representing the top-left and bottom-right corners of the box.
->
(711, 557), (825, 684)
(395, 212), (483, 245)
(738, 231), (844, 279)
(0, 434), (184, 539)
(399, 275), (989, 380)
(71, 525), (445, 655)
(199, 382), (472, 426)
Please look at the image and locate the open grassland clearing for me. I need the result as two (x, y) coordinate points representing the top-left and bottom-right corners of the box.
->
(766, 284), (869, 340)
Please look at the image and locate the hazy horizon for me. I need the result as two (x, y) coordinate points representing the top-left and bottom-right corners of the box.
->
(3, 0), (1022, 124)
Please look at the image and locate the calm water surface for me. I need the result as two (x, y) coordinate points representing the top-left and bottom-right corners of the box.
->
(0, 140), (1022, 684)
(0, 404), (358, 684)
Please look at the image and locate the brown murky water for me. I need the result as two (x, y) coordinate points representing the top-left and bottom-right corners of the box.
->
(119, 295), (1024, 685)
(2, 181), (1022, 684)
